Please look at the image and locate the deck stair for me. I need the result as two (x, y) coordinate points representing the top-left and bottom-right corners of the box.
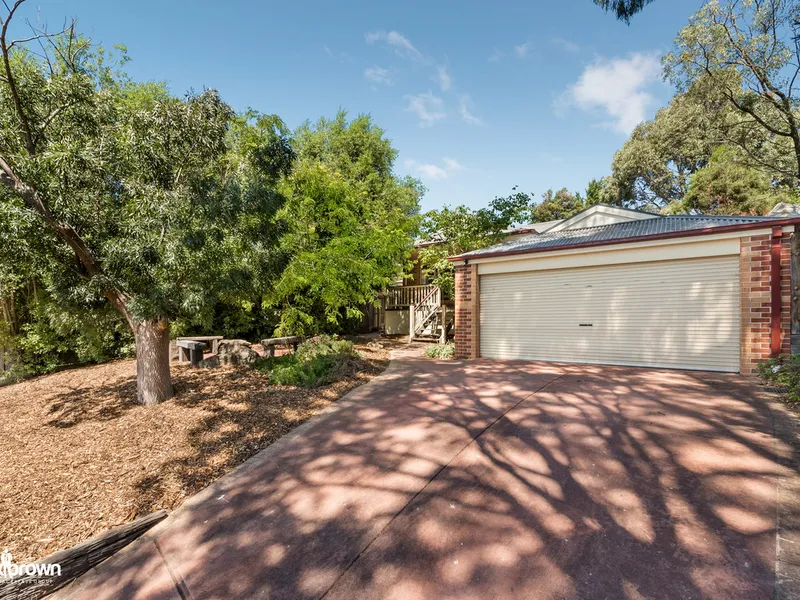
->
(410, 287), (449, 343)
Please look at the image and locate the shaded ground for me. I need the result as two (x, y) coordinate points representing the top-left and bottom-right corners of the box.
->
(58, 357), (800, 600)
(0, 339), (398, 563)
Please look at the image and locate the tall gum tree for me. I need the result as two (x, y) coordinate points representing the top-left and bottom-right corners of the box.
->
(0, 2), (293, 403)
(664, 0), (800, 189)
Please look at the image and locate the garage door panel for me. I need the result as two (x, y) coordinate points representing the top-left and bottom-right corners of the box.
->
(479, 256), (740, 372)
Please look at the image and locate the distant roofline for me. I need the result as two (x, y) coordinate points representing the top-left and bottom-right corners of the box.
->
(413, 219), (561, 248)
(448, 216), (799, 262)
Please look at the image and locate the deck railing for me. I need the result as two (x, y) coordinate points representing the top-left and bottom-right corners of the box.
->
(410, 286), (442, 341)
(385, 284), (438, 308)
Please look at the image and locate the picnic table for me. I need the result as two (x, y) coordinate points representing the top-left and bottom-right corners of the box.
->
(175, 336), (223, 363)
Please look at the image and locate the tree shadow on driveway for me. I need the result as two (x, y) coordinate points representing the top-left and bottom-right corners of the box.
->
(62, 359), (798, 600)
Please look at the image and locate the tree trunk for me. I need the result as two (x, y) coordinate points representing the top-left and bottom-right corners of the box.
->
(134, 317), (173, 405)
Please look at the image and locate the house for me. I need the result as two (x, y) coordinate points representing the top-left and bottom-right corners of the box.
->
(448, 203), (799, 374)
(381, 221), (559, 340)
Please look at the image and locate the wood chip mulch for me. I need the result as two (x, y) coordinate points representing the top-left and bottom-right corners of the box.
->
(0, 340), (395, 563)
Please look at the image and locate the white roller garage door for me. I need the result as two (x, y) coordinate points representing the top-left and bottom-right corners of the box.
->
(479, 256), (740, 372)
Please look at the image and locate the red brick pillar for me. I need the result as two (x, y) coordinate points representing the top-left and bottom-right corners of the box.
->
(739, 229), (792, 374)
(454, 262), (479, 359)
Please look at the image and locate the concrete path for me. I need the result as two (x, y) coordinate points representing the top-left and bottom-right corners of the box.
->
(58, 353), (800, 600)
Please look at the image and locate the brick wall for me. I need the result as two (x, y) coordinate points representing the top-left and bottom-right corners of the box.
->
(454, 262), (479, 359)
(739, 231), (792, 374)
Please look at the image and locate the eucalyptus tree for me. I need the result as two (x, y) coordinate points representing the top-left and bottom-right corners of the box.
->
(0, 1), (293, 403)
(604, 89), (727, 210)
(676, 145), (794, 214)
(594, 0), (657, 22)
(664, 0), (800, 188)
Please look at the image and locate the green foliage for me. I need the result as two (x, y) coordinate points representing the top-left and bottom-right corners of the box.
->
(584, 179), (606, 206)
(663, 0), (800, 187)
(605, 90), (726, 210)
(533, 188), (585, 221)
(253, 335), (359, 387)
(593, 0), (655, 23)
(758, 354), (800, 403)
(0, 13), (295, 389)
(0, 22), (294, 322)
(266, 112), (421, 335)
(418, 186), (601, 295)
(677, 146), (795, 215)
(418, 191), (532, 296)
(424, 342), (454, 359)
(1, 288), (133, 381)
(295, 334), (356, 362)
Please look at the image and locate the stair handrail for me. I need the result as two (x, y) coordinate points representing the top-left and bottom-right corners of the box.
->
(411, 286), (441, 338)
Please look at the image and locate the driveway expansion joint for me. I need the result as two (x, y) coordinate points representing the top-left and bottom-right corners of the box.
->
(318, 368), (569, 599)
(154, 537), (193, 600)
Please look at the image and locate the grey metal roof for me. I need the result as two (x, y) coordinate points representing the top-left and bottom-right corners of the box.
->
(458, 214), (785, 259)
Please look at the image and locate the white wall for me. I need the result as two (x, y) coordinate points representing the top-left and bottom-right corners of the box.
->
(385, 310), (409, 335)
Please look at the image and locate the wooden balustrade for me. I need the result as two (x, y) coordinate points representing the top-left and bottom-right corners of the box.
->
(385, 284), (438, 308)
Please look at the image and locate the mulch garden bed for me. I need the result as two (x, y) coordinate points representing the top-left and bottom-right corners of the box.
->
(0, 338), (395, 563)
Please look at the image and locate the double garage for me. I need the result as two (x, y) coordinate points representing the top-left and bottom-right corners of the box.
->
(480, 255), (739, 372)
(452, 208), (795, 375)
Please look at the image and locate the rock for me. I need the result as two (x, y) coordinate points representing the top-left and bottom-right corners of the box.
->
(366, 341), (384, 350)
(197, 356), (220, 369)
(216, 339), (259, 366)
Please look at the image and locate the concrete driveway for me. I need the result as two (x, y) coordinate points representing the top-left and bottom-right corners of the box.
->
(60, 353), (800, 600)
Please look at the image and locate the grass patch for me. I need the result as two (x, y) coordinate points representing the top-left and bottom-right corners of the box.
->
(253, 335), (361, 387)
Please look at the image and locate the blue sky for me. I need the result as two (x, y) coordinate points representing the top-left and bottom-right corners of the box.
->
(26, 0), (702, 211)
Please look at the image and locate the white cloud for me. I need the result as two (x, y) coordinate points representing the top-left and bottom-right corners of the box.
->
(552, 37), (580, 53)
(405, 157), (466, 181)
(405, 159), (448, 180)
(442, 157), (465, 172)
(488, 48), (505, 62)
(405, 92), (446, 127)
(434, 65), (452, 91)
(556, 52), (662, 134)
(458, 95), (484, 126)
(514, 42), (532, 58)
(364, 66), (393, 85)
(366, 30), (426, 62)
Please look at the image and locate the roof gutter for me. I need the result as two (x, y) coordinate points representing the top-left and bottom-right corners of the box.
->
(447, 217), (800, 263)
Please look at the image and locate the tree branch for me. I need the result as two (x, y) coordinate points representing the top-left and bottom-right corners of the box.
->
(0, 0), (35, 155)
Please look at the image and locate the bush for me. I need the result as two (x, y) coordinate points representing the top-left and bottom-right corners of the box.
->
(253, 335), (360, 387)
(424, 342), (454, 360)
(758, 354), (800, 402)
(295, 335), (356, 362)
(1, 291), (134, 382)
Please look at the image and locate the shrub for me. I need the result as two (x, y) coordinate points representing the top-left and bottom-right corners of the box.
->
(1, 292), (134, 382)
(424, 342), (455, 360)
(295, 335), (356, 363)
(758, 354), (800, 403)
(253, 335), (360, 387)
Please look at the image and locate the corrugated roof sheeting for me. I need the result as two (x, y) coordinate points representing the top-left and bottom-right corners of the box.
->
(459, 215), (784, 258)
